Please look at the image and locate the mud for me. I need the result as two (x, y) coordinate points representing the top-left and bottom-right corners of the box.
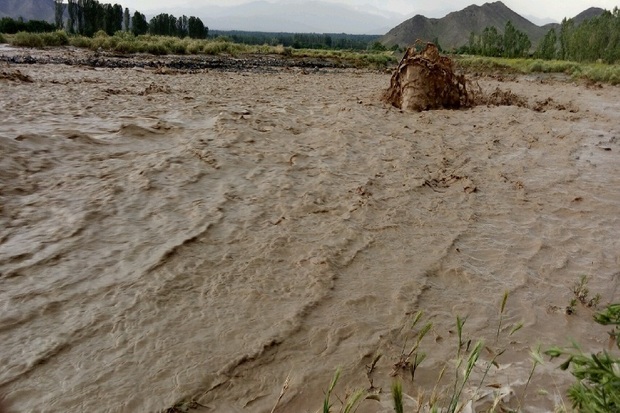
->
(0, 46), (619, 413)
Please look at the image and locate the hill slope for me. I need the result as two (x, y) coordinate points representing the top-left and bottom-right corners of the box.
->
(381, 1), (549, 50)
(0, 0), (55, 21)
(572, 7), (606, 25)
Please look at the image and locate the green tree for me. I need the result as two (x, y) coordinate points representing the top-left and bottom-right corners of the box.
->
(132, 11), (148, 36)
(0, 17), (24, 33)
(481, 25), (502, 56)
(502, 21), (531, 58)
(187, 16), (207, 39)
(55, 0), (64, 29)
(559, 17), (574, 60)
(123, 7), (129, 31)
(176, 14), (188, 37)
(67, 0), (77, 33)
(536, 28), (557, 60)
(370, 41), (387, 51)
(149, 13), (177, 36)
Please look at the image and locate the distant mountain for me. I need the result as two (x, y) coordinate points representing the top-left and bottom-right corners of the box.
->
(0, 0), (55, 21)
(381, 1), (549, 50)
(0, 0), (611, 39)
(380, 1), (608, 50)
(143, 1), (405, 35)
(523, 14), (557, 26)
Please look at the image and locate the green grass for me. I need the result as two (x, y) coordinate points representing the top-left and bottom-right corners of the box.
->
(456, 55), (620, 85)
(0, 32), (6, 43)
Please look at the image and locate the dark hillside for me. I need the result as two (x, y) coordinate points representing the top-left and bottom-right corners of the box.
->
(381, 1), (609, 50)
(0, 0), (55, 21)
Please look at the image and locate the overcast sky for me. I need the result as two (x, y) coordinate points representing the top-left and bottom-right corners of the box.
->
(119, 0), (617, 22)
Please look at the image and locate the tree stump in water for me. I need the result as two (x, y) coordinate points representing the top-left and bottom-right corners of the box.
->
(383, 43), (473, 111)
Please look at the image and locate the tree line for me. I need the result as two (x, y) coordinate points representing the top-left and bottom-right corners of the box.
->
(0, 17), (56, 34)
(554, 7), (620, 63)
(209, 30), (381, 51)
(460, 21), (531, 58)
(461, 9), (620, 64)
(0, 0), (208, 39)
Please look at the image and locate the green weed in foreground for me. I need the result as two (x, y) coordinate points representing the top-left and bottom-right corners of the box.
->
(546, 303), (620, 413)
(310, 283), (620, 413)
(321, 368), (366, 413)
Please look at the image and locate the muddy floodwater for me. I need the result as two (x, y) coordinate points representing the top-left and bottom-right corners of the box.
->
(1, 47), (619, 413)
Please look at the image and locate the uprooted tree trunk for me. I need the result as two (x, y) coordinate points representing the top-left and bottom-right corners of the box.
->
(383, 43), (474, 112)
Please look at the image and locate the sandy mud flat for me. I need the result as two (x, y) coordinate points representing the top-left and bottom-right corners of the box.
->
(1, 47), (619, 413)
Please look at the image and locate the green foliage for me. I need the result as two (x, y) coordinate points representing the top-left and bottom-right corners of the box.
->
(123, 7), (130, 32)
(41, 30), (70, 46)
(55, 0), (64, 30)
(323, 369), (341, 413)
(132, 11), (148, 36)
(502, 21), (531, 58)
(536, 28), (558, 60)
(392, 380), (404, 413)
(0, 17), (57, 34)
(457, 55), (620, 85)
(464, 21), (531, 58)
(11, 31), (44, 48)
(210, 30), (379, 51)
(0, 33), (5, 43)
(546, 304), (620, 412)
(68, 35), (92, 48)
(559, 8), (620, 63)
(188, 16), (208, 39)
(201, 41), (248, 55)
(370, 41), (387, 51)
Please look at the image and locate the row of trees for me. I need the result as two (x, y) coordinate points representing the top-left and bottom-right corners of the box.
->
(462, 9), (620, 63)
(62, 0), (123, 36)
(463, 21), (531, 58)
(556, 7), (620, 63)
(51, 0), (207, 39)
(210, 31), (381, 51)
(0, 17), (56, 34)
(148, 13), (208, 39)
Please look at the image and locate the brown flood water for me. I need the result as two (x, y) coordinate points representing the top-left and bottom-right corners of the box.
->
(1, 50), (619, 412)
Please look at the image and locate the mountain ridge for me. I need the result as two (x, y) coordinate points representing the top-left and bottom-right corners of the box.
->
(380, 1), (606, 50)
(0, 0), (608, 40)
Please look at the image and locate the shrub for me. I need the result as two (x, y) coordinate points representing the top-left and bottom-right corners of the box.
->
(145, 42), (169, 55)
(546, 304), (620, 412)
(0, 33), (5, 43)
(69, 35), (92, 48)
(11, 31), (44, 48)
(94, 30), (108, 39)
(202, 41), (246, 55)
(186, 40), (203, 54)
(114, 40), (139, 54)
(41, 30), (69, 46)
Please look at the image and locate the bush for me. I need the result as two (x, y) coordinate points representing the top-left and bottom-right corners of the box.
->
(41, 30), (69, 46)
(546, 304), (620, 412)
(11, 31), (44, 48)
(0, 33), (5, 44)
(69, 35), (92, 48)
(145, 42), (169, 55)
(114, 40), (139, 54)
(202, 41), (246, 55)
(186, 40), (203, 54)
(94, 30), (108, 39)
